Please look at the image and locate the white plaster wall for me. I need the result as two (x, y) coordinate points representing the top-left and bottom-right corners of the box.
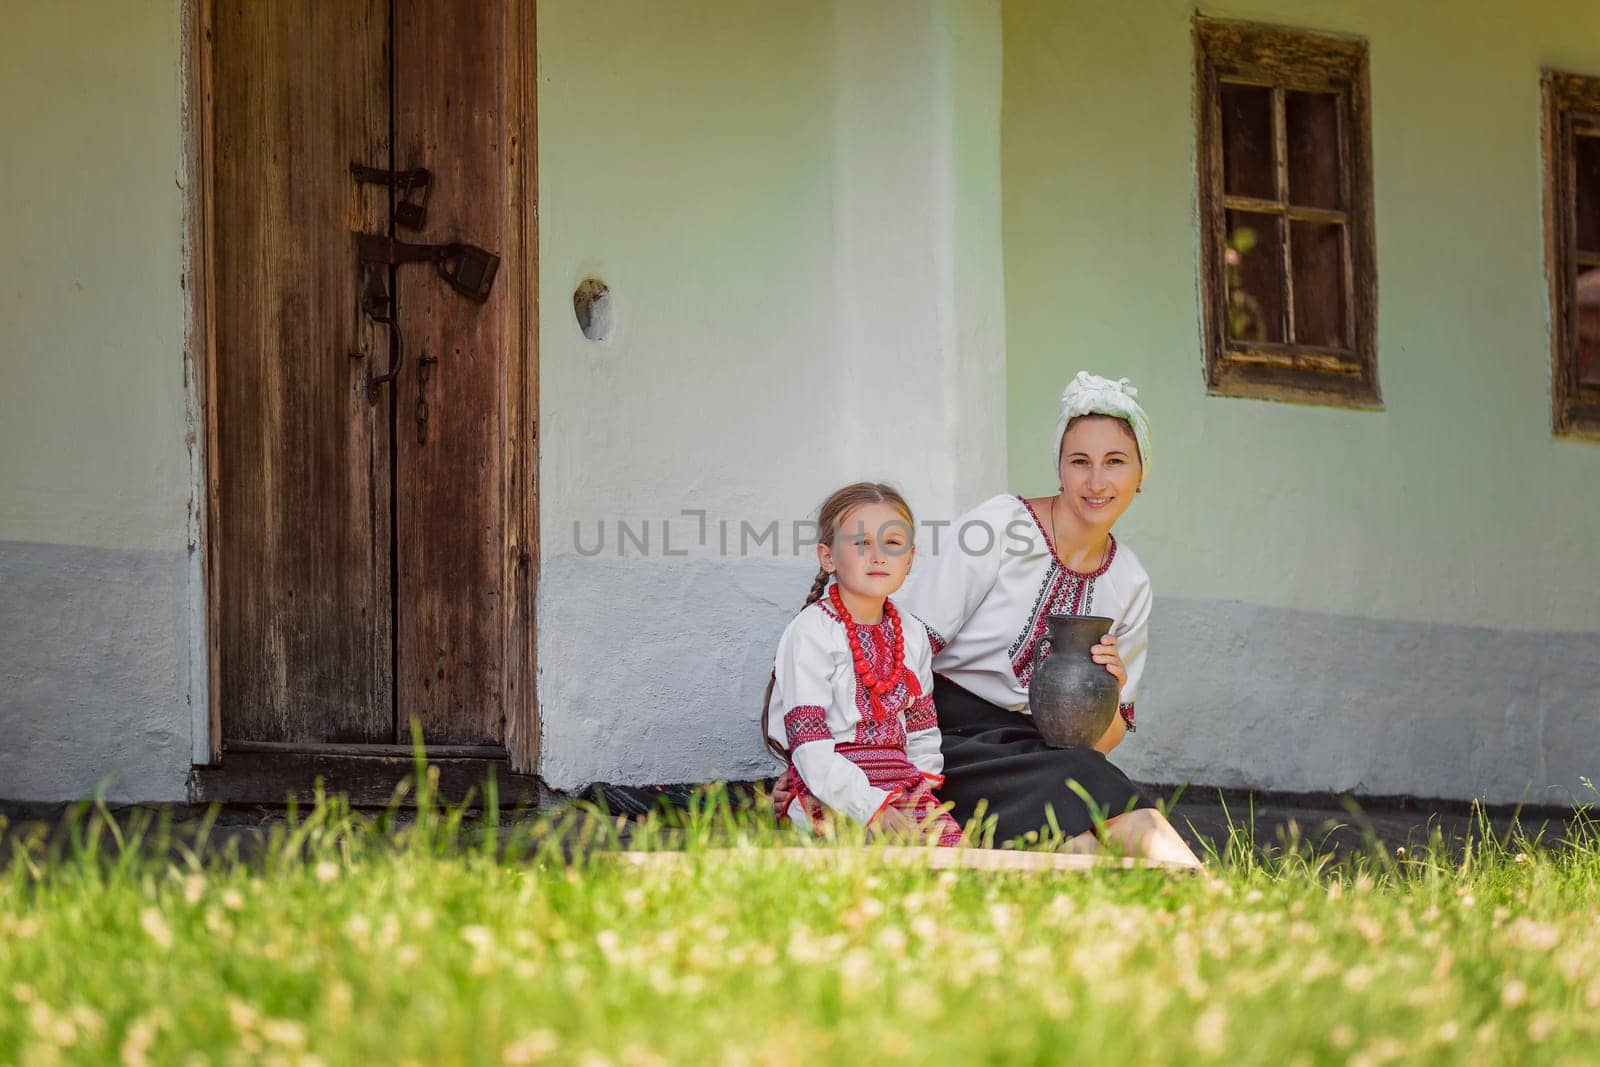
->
(1002, 0), (1600, 804)
(535, 0), (1008, 790)
(0, 1), (194, 803)
(0, 0), (1008, 802)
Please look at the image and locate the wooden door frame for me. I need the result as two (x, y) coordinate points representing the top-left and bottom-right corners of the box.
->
(179, 0), (540, 775)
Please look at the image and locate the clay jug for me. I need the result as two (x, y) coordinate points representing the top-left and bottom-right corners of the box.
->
(1028, 614), (1119, 748)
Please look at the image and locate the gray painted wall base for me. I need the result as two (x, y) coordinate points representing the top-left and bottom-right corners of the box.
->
(4, 543), (1594, 807)
(1119, 598), (1600, 808)
(1, 540), (191, 803)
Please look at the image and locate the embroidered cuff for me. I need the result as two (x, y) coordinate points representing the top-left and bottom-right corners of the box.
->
(905, 695), (938, 734)
(919, 772), (946, 789)
(1118, 703), (1136, 733)
(783, 706), (832, 750)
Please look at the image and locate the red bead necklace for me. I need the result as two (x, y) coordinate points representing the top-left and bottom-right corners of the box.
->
(828, 583), (919, 720)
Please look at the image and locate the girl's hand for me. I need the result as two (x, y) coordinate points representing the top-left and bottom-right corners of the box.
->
(1091, 632), (1126, 691)
(770, 769), (796, 824)
(869, 802), (917, 841)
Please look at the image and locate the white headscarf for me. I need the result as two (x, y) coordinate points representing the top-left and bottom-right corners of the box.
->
(1053, 371), (1151, 475)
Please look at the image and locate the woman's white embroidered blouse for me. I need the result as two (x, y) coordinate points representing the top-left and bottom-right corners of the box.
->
(895, 494), (1149, 729)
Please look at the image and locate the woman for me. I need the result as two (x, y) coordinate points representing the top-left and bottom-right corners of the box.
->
(777, 372), (1200, 867)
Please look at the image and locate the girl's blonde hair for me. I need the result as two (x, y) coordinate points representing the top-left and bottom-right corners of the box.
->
(761, 482), (915, 761)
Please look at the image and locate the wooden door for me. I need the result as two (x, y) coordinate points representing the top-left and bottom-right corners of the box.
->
(208, 0), (535, 760)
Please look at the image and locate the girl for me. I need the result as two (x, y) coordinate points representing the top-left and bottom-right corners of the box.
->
(762, 482), (963, 846)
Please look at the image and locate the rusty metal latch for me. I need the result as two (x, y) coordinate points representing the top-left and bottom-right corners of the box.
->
(350, 163), (431, 229)
(355, 234), (500, 303)
(350, 259), (406, 403)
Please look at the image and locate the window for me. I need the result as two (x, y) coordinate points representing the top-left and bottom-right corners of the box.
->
(1196, 20), (1378, 406)
(1543, 71), (1600, 437)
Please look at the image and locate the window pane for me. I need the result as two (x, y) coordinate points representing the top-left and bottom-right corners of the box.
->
(1287, 91), (1343, 210)
(1577, 132), (1600, 254)
(1580, 266), (1600, 388)
(1220, 83), (1275, 200)
(1225, 211), (1286, 343)
(1290, 222), (1347, 348)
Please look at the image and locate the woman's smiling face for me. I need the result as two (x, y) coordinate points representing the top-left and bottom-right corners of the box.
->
(1057, 416), (1143, 529)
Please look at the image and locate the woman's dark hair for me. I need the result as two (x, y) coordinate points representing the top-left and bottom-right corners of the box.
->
(760, 482), (915, 761)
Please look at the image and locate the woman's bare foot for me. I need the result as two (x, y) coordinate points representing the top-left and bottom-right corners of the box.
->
(1094, 808), (1204, 869)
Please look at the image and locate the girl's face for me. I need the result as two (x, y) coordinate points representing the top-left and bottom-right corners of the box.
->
(1057, 416), (1143, 530)
(819, 501), (915, 600)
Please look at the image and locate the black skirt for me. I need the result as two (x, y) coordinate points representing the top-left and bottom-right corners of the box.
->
(934, 675), (1152, 844)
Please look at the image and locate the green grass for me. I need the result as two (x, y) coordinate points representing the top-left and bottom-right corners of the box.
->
(3, 771), (1599, 1066)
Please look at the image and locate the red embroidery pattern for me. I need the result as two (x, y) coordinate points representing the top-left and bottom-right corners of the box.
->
(783, 705), (832, 750)
(905, 694), (938, 734)
(818, 600), (920, 723)
(1119, 702), (1136, 732)
(854, 715), (907, 749)
(1009, 497), (1118, 687)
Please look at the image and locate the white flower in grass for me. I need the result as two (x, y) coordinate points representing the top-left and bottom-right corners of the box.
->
(595, 930), (622, 962)
(340, 914), (372, 949)
(462, 925), (495, 953)
(1431, 1019), (1461, 1044)
(1500, 979), (1528, 1009)
(503, 1032), (560, 1066)
(328, 982), (353, 1024)
(1528, 1013), (1560, 1043)
(261, 1018), (306, 1049)
(1340, 965), (1374, 991)
(1349, 1037), (1407, 1067)
(119, 1013), (162, 1067)
(314, 861), (340, 885)
(1192, 1007), (1227, 1055)
(202, 906), (232, 938)
(225, 997), (258, 1032)
(221, 888), (245, 912)
(875, 926), (907, 958)
(139, 908), (173, 951)
(838, 948), (877, 991)
(12, 983), (35, 1003)
(620, 1043), (667, 1067)
(7, 915), (41, 940)
(1504, 918), (1561, 952)
(182, 875), (206, 906)
(1403, 985), (1439, 1008)
(67, 1005), (103, 1039)
(51, 1015), (78, 1047)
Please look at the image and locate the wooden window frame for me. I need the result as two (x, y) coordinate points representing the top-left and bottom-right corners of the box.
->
(1195, 19), (1380, 408)
(1542, 70), (1600, 438)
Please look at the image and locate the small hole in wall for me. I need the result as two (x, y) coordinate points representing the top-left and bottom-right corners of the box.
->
(573, 278), (613, 342)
